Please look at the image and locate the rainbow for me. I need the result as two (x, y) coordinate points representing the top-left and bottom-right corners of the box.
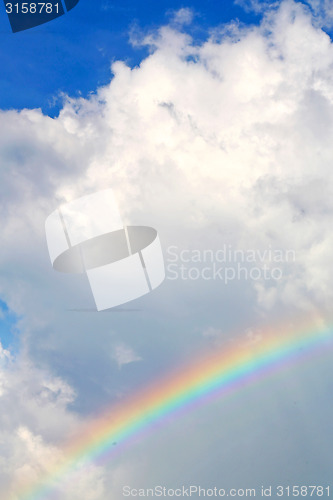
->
(18, 319), (333, 499)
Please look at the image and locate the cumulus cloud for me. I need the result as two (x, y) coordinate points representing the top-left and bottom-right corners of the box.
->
(3, 0), (333, 322)
(74, 0), (333, 319)
(0, 343), (106, 499)
(1, 0), (333, 497)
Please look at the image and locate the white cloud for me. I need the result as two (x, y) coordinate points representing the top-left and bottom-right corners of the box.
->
(168, 7), (195, 27)
(236, 0), (333, 28)
(3, 1), (333, 320)
(112, 342), (142, 368)
(0, 343), (106, 499)
(235, 0), (280, 14)
(303, 0), (333, 27)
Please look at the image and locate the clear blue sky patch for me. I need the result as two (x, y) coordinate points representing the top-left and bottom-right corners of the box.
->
(0, 300), (20, 351)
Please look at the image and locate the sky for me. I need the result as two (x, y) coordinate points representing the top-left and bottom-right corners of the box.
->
(0, 0), (261, 114)
(1, 0), (333, 498)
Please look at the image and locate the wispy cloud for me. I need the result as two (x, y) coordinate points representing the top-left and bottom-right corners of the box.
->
(112, 343), (142, 369)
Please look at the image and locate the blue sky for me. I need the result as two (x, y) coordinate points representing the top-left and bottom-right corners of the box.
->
(0, 1), (328, 115)
(1, 0), (333, 498)
(0, 299), (19, 350)
(1, 0), (329, 115)
(0, 0), (261, 114)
